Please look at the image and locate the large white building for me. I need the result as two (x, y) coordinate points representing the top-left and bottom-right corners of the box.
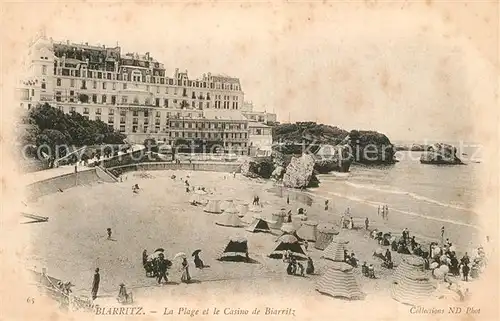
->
(18, 35), (276, 155)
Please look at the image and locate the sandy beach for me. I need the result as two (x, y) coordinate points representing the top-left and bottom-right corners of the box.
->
(23, 170), (496, 318)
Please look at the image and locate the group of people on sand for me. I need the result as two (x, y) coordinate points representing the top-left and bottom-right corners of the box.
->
(283, 251), (314, 276)
(378, 205), (389, 220)
(142, 249), (208, 285)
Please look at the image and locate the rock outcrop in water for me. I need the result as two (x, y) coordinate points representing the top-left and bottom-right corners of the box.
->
(282, 154), (317, 188)
(272, 122), (396, 165)
(420, 143), (464, 165)
(313, 144), (354, 173)
(343, 130), (397, 164)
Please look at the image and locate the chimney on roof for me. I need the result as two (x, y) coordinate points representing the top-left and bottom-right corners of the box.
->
(66, 40), (70, 45)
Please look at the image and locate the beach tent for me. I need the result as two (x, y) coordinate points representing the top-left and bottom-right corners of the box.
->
(204, 199), (222, 214)
(391, 269), (436, 306)
(392, 255), (426, 284)
(316, 262), (363, 300)
(315, 223), (340, 250)
(223, 200), (240, 215)
(246, 217), (272, 233)
(276, 223), (301, 241)
(269, 208), (287, 229)
(248, 204), (263, 213)
(237, 203), (249, 217)
(291, 214), (307, 230)
(321, 238), (349, 262)
(215, 212), (244, 228)
(297, 220), (318, 242)
(217, 237), (249, 262)
(269, 234), (307, 260)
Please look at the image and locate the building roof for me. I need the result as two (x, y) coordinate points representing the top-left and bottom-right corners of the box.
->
(202, 110), (248, 121)
(248, 121), (270, 128)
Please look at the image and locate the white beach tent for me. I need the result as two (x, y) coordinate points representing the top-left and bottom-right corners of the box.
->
(297, 220), (318, 242)
(204, 199), (222, 214)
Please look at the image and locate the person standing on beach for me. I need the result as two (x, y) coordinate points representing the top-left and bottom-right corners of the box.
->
(324, 200), (329, 211)
(462, 264), (470, 281)
(181, 258), (191, 283)
(365, 217), (369, 230)
(91, 268), (100, 300)
(286, 195), (290, 205)
(157, 254), (169, 284)
(441, 226), (445, 244)
(107, 228), (112, 240)
(384, 205), (389, 220)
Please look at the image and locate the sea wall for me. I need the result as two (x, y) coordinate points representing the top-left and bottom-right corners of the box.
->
(26, 162), (240, 200)
(26, 167), (117, 201)
(109, 162), (242, 176)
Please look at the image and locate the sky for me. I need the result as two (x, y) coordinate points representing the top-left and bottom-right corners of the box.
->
(2, 1), (498, 142)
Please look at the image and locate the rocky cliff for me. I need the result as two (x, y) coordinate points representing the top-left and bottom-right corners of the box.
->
(420, 143), (464, 165)
(272, 123), (396, 165)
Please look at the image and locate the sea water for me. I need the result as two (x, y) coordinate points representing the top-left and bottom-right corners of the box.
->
(313, 147), (484, 230)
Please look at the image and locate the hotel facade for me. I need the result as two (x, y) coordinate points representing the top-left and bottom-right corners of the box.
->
(18, 35), (276, 155)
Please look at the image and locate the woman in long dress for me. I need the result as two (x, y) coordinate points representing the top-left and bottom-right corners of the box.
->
(181, 258), (191, 283)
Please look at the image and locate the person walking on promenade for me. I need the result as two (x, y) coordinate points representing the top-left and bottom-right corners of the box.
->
(91, 268), (100, 300)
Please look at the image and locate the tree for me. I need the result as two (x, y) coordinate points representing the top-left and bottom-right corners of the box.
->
(35, 129), (71, 159)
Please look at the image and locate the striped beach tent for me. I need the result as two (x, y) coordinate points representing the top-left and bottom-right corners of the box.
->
(204, 199), (222, 214)
(215, 212), (244, 228)
(269, 234), (307, 260)
(392, 255), (426, 284)
(297, 220), (318, 242)
(321, 238), (349, 262)
(314, 223), (339, 250)
(391, 269), (436, 306)
(316, 262), (363, 300)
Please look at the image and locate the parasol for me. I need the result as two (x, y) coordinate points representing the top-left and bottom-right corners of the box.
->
(155, 248), (165, 253)
(429, 262), (439, 269)
(192, 249), (202, 256)
(174, 252), (187, 260)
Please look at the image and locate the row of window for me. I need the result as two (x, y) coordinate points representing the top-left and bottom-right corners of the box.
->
(55, 78), (240, 100)
(54, 66), (241, 91)
(213, 101), (239, 109)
